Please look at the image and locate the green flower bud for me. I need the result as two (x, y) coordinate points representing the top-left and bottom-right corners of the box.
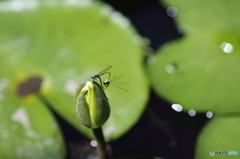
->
(75, 81), (110, 129)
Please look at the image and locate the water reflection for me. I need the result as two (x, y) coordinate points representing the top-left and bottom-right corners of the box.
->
(0, 0), (92, 12)
(188, 109), (196, 116)
(65, 79), (78, 95)
(101, 4), (113, 15)
(0, 0), (38, 12)
(206, 111), (213, 118)
(110, 11), (130, 28)
(220, 42), (234, 54)
(166, 6), (178, 17)
(171, 104), (183, 112)
(66, 0), (92, 6)
(90, 140), (97, 147)
(165, 64), (176, 74)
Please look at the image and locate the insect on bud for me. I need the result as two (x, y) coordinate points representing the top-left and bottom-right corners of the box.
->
(75, 81), (110, 129)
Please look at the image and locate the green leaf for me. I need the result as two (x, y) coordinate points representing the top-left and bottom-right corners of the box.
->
(147, 33), (240, 113)
(149, 0), (240, 113)
(0, 0), (149, 141)
(0, 95), (65, 158)
(161, 0), (240, 34)
(196, 117), (240, 159)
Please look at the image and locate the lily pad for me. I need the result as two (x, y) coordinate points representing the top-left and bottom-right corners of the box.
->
(195, 117), (240, 159)
(0, 0), (149, 141)
(161, 0), (240, 34)
(147, 32), (240, 113)
(0, 94), (65, 158)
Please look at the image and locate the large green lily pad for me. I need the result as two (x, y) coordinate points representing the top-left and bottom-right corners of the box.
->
(147, 32), (240, 113)
(147, 0), (240, 113)
(0, 93), (65, 158)
(0, 0), (149, 142)
(195, 117), (240, 159)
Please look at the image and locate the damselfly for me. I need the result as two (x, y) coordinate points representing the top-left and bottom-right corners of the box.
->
(90, 65), (112, 88)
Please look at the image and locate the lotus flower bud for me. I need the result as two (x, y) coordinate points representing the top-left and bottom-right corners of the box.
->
(75, 81), (110, 129)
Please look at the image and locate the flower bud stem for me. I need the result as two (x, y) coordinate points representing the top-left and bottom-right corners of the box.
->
(92, 127), (110, 159)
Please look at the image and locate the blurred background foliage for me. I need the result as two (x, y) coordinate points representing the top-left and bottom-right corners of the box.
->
(0, 0), (240, 159)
